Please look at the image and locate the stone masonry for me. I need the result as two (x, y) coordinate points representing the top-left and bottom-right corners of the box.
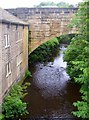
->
(0, 8), (28, 103)
(6, 8), (78, 53)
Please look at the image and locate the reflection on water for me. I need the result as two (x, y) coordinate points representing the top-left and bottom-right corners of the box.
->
(53, 45), (67, 68)
(23, 44), (81, 119)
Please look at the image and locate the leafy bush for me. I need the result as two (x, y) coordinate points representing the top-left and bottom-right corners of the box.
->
(29, 37), (60, 64)
(64, 1), (89, 119)
(0, 114), (4, 120)
(25, 70), (32, 78)
(64, 36), (88, 79)
(59, 34), (76, 44)
(2, 83), (30, 119)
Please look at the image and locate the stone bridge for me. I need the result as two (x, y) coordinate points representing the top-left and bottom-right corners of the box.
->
(6, 8), (78, 53)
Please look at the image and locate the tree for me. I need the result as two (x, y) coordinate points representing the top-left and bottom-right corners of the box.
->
(34, 2), (74, 8)
(64, 0), (89, 119)
(34, 2), (56, 7)
(57, 2), (73, 8)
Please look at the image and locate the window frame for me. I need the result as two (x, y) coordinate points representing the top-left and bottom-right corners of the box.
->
(6, 62), (11, 78)
(4, 34), (10, 48)
(16, 31), (22, 43)
(17, 53), (22, 66)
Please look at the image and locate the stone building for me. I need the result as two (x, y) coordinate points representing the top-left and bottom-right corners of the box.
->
(0, 8), (29, 103)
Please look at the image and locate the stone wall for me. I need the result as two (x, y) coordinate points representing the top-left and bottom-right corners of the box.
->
(6, 8), (78, 53)
(0, 23), (28, 103)
(0, 24), (2, 104)
(6, 8), (78, 20)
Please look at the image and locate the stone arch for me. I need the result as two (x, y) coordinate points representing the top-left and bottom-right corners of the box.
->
(28, 33), (77, 54)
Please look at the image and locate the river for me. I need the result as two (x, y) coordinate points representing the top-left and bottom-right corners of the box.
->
(23, 44), (81, 120)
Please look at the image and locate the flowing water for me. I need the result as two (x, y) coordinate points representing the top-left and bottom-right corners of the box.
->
(23, 44), (81, 119)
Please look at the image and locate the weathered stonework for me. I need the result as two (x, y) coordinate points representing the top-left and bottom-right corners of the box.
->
(0, 8), (28, 103)
(0, 24), (3, 105)
(0, 7), (79, 103)
(6, 8), (78, 53)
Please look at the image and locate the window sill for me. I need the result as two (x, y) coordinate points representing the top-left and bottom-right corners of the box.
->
(17, 61), (22, 66)
(6, 72), (11, 78)
(5, 45), (10, 49)
(16, 39), (22, 43)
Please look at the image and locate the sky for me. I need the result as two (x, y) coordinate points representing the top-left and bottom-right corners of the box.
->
(0, 0), (84, 9)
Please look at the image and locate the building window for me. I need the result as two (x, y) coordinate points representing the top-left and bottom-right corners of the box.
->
(7, 24), (10, 29)
(6, 62), (11, 77)
(4, 34), (10, 48)
(22, 25), (24, 29)
(17, 53), (22, 66)
(18, 31), (20, 40)
(16, 31), (22, 43)
(16, 25), (18, 30)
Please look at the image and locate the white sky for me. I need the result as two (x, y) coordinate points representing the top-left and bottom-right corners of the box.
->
(0, 0), (83, 9)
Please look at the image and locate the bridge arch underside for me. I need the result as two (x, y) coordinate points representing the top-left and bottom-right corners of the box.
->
(29, 33), (77, 54)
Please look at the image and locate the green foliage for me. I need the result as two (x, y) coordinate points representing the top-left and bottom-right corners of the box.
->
(72, 101), (88, 118)
(57, 2), (74, 8)
(64, 1), (89, 119)
(29, 37), (60, 64)
(0, 114), (4, 120)
(64, 36), (89, 79)
(35, 2), (55, 7)
(34, 2), (74, 8)
(59, 34), (76, 44)
(25, 69), (32, 78)
(2, 84), (29, 119)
